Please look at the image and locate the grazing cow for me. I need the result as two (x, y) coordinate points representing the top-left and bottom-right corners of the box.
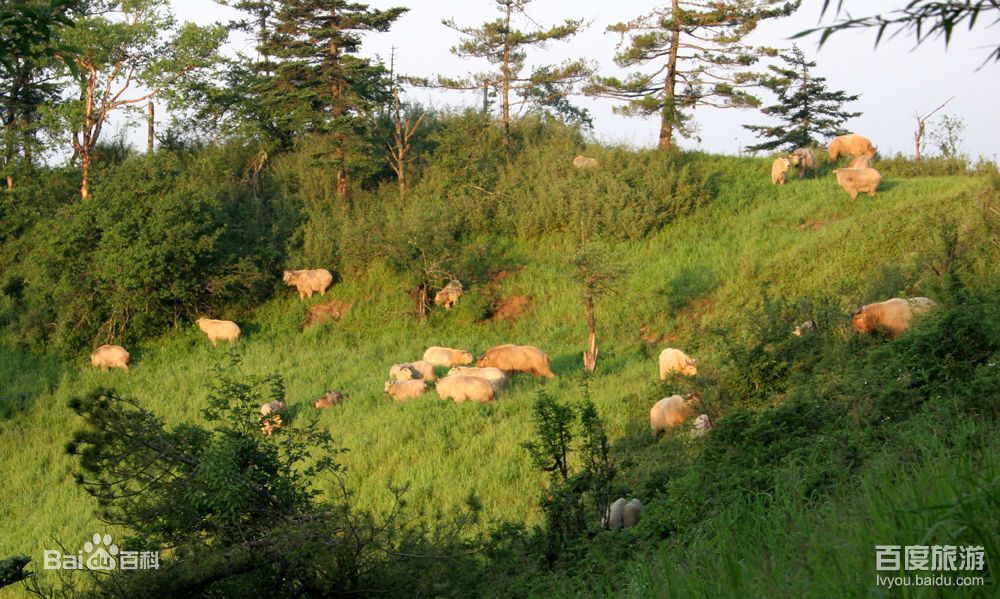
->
(384, 379), (428, 401)
(283, 269), (334, 300)
(833, 167), (882, 199)
(659, 348), (697, 379)
(423, 346), (473, 368)
(445, 366), (508, 391)
(434, 280), (464, 310)
(852, 297), (936, 339)
(90, 344), (130, 371)
(604, 497), (642, 529)
(828, 133), (876, 160)
(771, 157), (790, 185)
(260, 401), (287, 436)
(476, 344), (556, 378)
(435, 376), (495, 403)
(313, 391), (343, 409)
(196, 318), (240, 346)
(390, 360), (436, 382)
(650, 393), (700, 436)
(789, 148), (816, 179)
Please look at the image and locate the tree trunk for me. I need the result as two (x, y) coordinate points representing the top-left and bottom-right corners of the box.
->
(583, 293), (598, 371)
(336, 163), (347, 198)
(3, 64), (22, 190)
(413, 282), (429, 321)
(80, 153), (92, 200)
(500, 3), (512, 144)
(147, 101), (154, 153)
(78, 69), (97, 201)
(658, 0), (681, 151)
(391, 87), (407, 200)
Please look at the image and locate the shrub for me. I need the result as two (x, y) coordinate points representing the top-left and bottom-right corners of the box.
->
(3, 149), (291, 353)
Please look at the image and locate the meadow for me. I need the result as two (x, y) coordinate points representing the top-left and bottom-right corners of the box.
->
(3, 140), (998, 595)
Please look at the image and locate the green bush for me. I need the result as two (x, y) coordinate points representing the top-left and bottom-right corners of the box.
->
(2, 149), (292, 353)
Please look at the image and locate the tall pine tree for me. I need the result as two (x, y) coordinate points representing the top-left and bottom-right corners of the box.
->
(260, 1), (406, 197)
(435, 0), (591, 143)
(586, 0), (799, 151)
(742, 45), (860, 153)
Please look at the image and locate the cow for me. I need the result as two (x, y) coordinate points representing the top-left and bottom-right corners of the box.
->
(434, 280), (464, 310)
(435, 376), (495, 403)
(283, 268), (334, 300)
(833, 167), (882, 199)
(476, 344), (555, 378)
(659, 348), (697, 379)
(90, 344), (130, 371)
(771, 157), (790, 185)
(196, 318), (240, 346)
(828, 133), (876, 161)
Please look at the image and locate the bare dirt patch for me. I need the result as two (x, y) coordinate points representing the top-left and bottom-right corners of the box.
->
(491, 295), (530, 322)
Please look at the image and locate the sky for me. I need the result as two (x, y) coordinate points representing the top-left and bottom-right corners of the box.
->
(161, 0), (999, 159)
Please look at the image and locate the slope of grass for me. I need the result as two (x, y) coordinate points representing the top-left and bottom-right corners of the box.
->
(1, 162), (995, 594)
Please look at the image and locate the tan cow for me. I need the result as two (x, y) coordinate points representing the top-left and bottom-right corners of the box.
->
(446, 366), (508, 391)
(436, 375), (495, 403)
(659, 348), (697, 379)
(572, 155), (598, 169)
(423, 346), (473, 368)
(828, 133), (876, 160)
(833, 167), (882, 199)
(384, 379), (428, 401)
(476, 344), (556, 378)
(90, 344), (130, 371)
(434, 280), (464, 309)
(260, 401), (287, 436)
(852, 297), (936, 339)
(789, 148), (816, 179)
(650, 393), (700, 436)
(771, 157), (790, 185)
(283, 268), (334, 300)
(196, 318), (240, 346)
(389, 360), (436, 381)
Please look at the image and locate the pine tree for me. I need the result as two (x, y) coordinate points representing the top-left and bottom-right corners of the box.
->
(435, 0), (591, 143)
(260, 0), (407, 197)
(586, 0), (798, 151)
(742, 45), (860, 153)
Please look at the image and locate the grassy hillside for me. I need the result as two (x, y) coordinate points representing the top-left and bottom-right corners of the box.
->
(2, 151), (998, 595)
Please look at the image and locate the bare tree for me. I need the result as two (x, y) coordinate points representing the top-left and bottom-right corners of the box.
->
(913, 97), (953, 161)
(387, 86), (424, 201)
(572, 243), (627, 372)
(65, 2), (224, 199)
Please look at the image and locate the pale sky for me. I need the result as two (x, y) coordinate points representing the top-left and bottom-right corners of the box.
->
(162, 0), (999, 159)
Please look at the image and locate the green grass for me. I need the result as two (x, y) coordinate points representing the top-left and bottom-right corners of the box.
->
(1, 162), (995, 594)
(623, 418), (1000, 598)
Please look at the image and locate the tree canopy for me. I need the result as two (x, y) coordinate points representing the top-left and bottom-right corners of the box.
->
(742, 45), (860, 152)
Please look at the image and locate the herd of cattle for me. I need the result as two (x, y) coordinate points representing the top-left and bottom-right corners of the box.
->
(82, 156), (938, 529)
(768, 133), (881, 199)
